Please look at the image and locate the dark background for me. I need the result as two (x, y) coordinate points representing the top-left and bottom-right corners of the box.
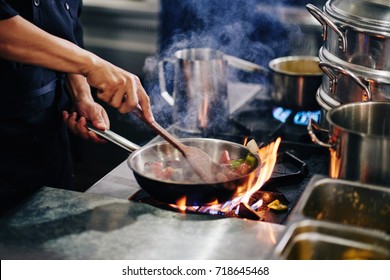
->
(73, 0), (325, 192)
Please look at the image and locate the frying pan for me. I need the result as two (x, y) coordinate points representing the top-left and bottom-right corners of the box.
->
(88, 127), (260, 206)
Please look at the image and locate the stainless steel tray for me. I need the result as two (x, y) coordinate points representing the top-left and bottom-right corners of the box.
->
(273, 219), (390, 260)
(273, 175), (390, 259)
(294, 176), (390, 233)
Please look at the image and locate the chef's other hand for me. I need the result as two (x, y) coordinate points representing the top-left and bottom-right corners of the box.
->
(83, 60), (154, 123)
(62, 100), (109, 143)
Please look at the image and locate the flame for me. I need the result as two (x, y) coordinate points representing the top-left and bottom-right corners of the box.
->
(175, 197), (187, 212)
(243, 136), (249, 146)
(204, 137), (281, 213)
(169, 137), (282, 216)
(329, 149), (340, 179)
(235, 137), (282, 205)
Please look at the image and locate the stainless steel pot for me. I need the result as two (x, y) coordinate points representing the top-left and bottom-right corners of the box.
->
(319, 47), (390, 104)
(308, 101), (390, 187)
(268, 56), (323, 110)
(158, 48), (268, 134)
(307, 0), (390, 71)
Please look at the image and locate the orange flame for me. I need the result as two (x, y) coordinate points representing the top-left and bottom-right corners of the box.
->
(175, 197), (187, 212)
(243, 136), (249, 146)
(170, 137), (282, 214)
(329, 149), (340, 179)
(240, 137), (281, 204)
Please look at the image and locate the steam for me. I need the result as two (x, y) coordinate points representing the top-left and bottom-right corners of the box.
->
(141, 0), (302, 127)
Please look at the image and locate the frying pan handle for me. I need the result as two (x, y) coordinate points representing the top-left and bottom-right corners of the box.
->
(87, 125), (140, 153)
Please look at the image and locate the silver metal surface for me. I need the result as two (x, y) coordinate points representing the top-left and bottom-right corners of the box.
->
(309, 102), (390, 186)
(274, 219), (390, 260)
(318, 47), (390, 104)
(307, 118), (332, 148)
(307, 1), (390, 71)
(0, 187), (285, 260)
(87, 126), (141, 152)
(319, 60), (372, 101)
(273, 175), (390, 260)
(268, 56), (322, 110)
(295, 176), (390, 232)
(159, 48), (268, 134)
(159, 48), (229, 134)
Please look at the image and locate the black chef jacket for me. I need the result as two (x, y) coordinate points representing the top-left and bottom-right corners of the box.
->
(0, 0), (84, 214)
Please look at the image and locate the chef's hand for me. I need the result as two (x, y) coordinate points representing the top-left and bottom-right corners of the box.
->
(62, 103), (109, 144)
(63, 74), (110, 143)
(82, 59), (155, 123)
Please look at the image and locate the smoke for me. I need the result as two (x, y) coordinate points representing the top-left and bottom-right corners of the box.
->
(141, 0), (304, 128)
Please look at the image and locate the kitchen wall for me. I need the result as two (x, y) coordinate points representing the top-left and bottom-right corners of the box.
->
(81, 0), (159, 79)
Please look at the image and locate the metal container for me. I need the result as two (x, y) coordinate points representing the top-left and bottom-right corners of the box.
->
(158, 48), (267, 134)
(268, 56), (323, 110)
(294, 177), (390, 233)
(318, 47), (390, 104)
(274, 219), (390, 260)
(273, 176), (390, 260)
(308, 102), (390, 187)
(307, 0), (390, 71)
(159, 48), (229, 134)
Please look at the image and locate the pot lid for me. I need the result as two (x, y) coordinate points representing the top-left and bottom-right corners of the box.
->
(325, 0), (390, 31)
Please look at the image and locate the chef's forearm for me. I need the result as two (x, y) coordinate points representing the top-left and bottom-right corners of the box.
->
(66, 74), (94, 102)
(0, 15), (96, 76)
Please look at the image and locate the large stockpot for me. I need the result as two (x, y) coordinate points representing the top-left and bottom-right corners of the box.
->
(308, 102), (390, 187)
(88, 126), (260, 206)
(307, 0), (390, 71)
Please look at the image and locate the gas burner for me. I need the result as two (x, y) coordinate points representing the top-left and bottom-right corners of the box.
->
(128, 142), (327, 224)
(229, 95), (323, 144)
(272, 107), (321, 126)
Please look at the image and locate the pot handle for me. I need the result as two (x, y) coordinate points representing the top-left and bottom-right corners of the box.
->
(87, 125), (141, 153)
(307, 118), (331, 148)
(224, 54), (269, 75)
(158, 58), (175, 106)
(319, 61), (372, 101)
(306, 4), (346, 52)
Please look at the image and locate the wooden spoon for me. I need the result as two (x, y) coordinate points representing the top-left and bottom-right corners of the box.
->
(132, 108), (218, 183)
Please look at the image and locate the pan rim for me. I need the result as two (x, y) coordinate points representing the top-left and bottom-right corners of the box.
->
(127, 137), (260, 186)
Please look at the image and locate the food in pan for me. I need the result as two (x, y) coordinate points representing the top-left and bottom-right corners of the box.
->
(143, 150), (257, 183)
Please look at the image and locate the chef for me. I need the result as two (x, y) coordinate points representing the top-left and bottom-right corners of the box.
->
(0, 0), (154, 214)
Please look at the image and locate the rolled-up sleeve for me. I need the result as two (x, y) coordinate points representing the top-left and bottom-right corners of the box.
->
(0, 0), (18, 19)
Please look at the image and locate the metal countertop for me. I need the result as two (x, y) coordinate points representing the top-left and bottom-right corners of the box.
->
(0, 187), (284, 260)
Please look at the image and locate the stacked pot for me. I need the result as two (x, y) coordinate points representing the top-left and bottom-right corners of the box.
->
(306, 0), (390, 118)
(306, 0), (390, 187)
